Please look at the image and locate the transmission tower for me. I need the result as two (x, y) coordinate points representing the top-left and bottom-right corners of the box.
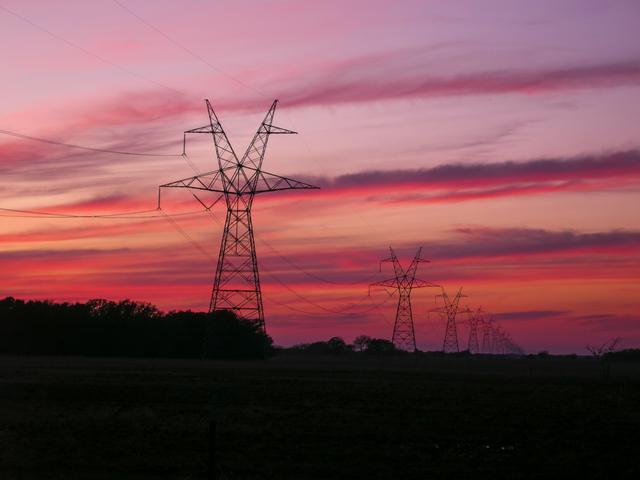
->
(467, 307), (482, 354)
(160, 99), (318, 331)
(437, 287), (466, 353)
(370, 247), (435, 351)
(493, 326), (505, 355)
(481, 316), (493, 354)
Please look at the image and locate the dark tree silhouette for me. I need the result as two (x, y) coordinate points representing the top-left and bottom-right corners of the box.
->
(202, 310), (272, 359)
(353, 335), (372, 352)
(364, 339), (397, 355)
(327, 336), (350, 354)
(0, 297), (272, 359)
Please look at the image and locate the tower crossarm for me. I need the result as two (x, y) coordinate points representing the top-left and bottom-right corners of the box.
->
(380, 247), (405, 280)
(160, 166), (318, 196)
(369, 277), (400, 289)
(184, 124), (220, 134)
(244, 167), (319, 194)
(160, 168), (227, 193)
(411, 279), (438, 289)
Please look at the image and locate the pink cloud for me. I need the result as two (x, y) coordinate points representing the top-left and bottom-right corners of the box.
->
(274, 56), (640, 109)
(296, 150), (640, 204)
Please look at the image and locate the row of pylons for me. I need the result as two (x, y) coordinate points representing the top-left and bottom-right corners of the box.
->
(160, 101), (523, 355)
(370, 247), (524, 354)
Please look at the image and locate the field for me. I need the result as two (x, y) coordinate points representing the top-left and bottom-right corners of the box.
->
(1, 354), (639, 479)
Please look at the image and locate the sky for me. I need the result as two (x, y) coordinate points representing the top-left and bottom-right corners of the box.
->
(1, 0), (639, 353)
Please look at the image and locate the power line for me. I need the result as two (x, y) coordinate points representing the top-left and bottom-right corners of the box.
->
(0, 206), (204, 219)
(199, 198), (388, 306)
(267, 289), (395, 318)
(158, 208), (215, 260)
(2, 0), (401, 324)
(174, 132), (389, 317)
(0, 129), (181, 157)
(111, 0), (268, 100)
(185, 203), (389, 317)
(266, 296), (338, 317)
(255, 233), (381, 286)
(0, 4), (186, 96)
(260, 264), (392, 316)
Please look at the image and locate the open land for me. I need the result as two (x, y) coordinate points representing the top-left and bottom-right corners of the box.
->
(1, 354), (639, 479)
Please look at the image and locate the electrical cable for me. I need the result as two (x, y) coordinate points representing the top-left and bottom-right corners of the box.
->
(111, 0), (268, 101)
(0, 4), (187, 97)
(260, 263), (393, 316)
(254, 233), (381, 286)
(0, 129), (181, 157)
(158, 208), (215, 261)
(197, 204), (390, 314)
(1, 0), (428, 327)
(0, 206), (206, 219)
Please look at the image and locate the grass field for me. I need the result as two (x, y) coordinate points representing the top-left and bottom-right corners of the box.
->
(1, 354), (639, 479)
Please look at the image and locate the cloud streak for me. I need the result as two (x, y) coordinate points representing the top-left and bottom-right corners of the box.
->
(276, 55), (640, 109)
(492, 310), (569, 322)
(304, 150), (640, 203)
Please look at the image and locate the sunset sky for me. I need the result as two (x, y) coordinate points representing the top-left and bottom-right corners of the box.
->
(1, 0), (639, 353)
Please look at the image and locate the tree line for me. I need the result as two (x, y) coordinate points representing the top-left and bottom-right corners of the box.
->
(0, 297), (271, 358)
(0, 297), (400, 359)
(284, 335), (400, 355)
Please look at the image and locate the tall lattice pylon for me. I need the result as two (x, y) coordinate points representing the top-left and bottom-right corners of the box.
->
(370, 247), (435, 351)
(160, 99), (318, 331)
(437, 287), (466, 353)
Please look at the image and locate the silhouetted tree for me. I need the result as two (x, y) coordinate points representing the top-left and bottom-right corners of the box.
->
(587, 337), (621, 380)
(285, 337), (351, 355)
(327, 336), (349, 354)
(365, 338), (397, 355)
(353, 335), (372, 352)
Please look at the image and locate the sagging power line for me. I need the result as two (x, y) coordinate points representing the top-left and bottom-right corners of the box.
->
(0, 129), (181, 157)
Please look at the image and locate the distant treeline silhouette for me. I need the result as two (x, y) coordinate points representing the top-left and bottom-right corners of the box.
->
(284, 335), (400, 355)
(0, 297), (271, 358)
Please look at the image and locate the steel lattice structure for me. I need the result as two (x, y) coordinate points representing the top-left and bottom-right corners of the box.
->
(160, 99), (318, 331)
(481, 316), (495, 354)
(467, 307), (482, 354)
(437, 287), (466, 353)
(370, 247), (435, 351)
(492, 326), (505, 355)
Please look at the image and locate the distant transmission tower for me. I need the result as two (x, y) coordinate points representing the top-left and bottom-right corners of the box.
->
(467, 307), (482, 354)
(370, 247), (435, 351)
(493, 326), (505, 355)
(437, 287), (465, 353)
(160, 100), (318, 331)
(481, 316), (493, 354)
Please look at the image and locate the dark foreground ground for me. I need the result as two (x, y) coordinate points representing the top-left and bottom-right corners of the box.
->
(1, 354), (639, 479)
